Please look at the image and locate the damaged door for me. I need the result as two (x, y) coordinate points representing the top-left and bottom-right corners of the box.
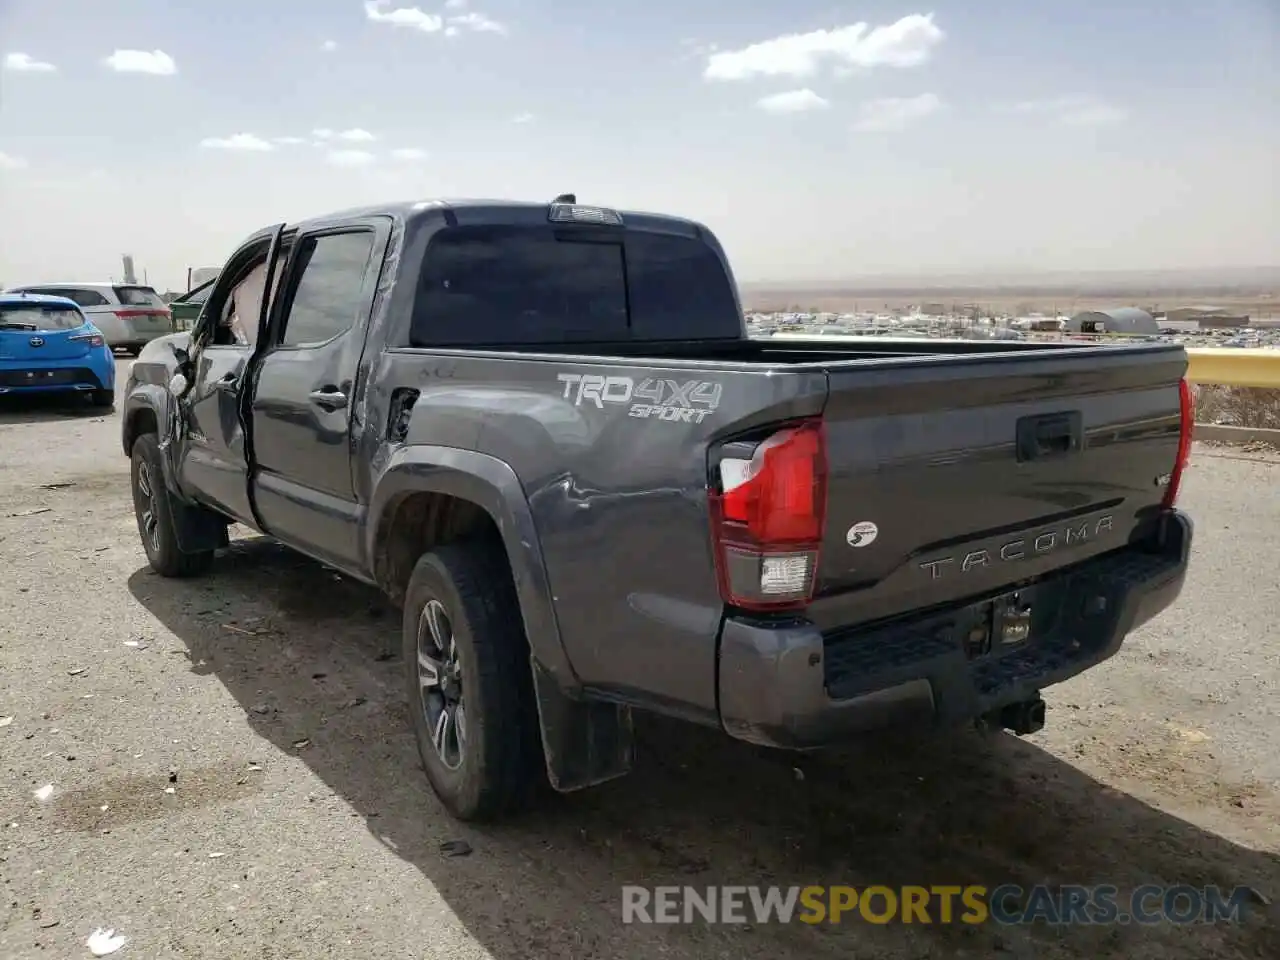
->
(174, 224), (287, 527)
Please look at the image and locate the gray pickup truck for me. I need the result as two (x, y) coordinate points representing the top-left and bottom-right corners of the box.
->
(122, 196), (1194, 821)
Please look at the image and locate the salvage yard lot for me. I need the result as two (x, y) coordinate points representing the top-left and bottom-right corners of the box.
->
(2, 359), (1277, 960)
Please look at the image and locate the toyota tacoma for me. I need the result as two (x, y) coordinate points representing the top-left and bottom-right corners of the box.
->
(121, 196), (1195, 820)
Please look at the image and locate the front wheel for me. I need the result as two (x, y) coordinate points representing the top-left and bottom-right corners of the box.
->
(402, 541), (542, 821)
(130, 432), (214, 578)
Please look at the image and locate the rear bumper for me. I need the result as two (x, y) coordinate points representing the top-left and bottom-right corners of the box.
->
(717, 509), (1193, 749)
(0, 359), (113, 394)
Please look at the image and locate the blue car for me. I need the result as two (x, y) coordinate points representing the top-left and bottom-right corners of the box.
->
(0, 292), (116, 408)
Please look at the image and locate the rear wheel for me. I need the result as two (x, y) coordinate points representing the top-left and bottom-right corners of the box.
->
(90, 390), (114, 409)
(130, 432), (214, 577)
(402, 541), (542, 821)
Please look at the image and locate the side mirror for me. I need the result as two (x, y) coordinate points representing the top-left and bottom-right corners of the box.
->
(168, 373), (189, 396)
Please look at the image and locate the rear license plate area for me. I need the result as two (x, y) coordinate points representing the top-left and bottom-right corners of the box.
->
(961, 583), (1062, 661)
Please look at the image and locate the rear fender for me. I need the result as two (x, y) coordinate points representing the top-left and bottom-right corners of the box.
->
(367, 447), (634, 790)
(367, 445), (577, 689)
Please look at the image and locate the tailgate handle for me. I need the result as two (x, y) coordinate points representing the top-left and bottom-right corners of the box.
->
(1016, 412), (1082, 461)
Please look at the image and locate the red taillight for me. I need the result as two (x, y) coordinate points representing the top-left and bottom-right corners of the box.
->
(1162, 378), (1194, 509)
(708, 419), (827, 611)
(69, 333), (105, 348)
(114, 309), (170, 320)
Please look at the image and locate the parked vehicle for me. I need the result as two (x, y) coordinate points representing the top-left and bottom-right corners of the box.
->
(121, 196), (1195, 822)
(0, 293), (116, 407)
(4, 282), (172, 354)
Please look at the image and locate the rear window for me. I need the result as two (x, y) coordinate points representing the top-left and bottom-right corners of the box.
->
(0, 303), (86, 331)
(114, 286), (166, 308)
(409, 225), (741, 347)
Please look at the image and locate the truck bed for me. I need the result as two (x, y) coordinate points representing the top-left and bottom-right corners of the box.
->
(406, 333), (1103, 365)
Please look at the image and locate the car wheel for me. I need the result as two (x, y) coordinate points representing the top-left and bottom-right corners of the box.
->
(402, 541), (542, 821)
(130, 432), (214, 578)
(90, 390), (115, 409)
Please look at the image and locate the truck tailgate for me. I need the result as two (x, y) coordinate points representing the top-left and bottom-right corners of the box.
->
(810, 344), (1187, 631)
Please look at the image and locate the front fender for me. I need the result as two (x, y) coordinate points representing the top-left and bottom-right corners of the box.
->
(367, 445), (579, 692)
(122, 384), (171, 458)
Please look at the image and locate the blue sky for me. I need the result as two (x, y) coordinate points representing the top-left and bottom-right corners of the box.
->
(1, 0), (1276, 289)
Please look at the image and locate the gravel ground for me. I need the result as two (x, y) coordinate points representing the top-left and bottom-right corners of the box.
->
(1, 360), (1277, 959)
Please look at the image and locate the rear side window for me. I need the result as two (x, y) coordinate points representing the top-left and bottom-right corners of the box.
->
(114, 286), (165, 308)
(277, 231), (376, 347)
(409, 225), (740, 347)
(0, 303), (86, 330)
(26, 287), (110, 308)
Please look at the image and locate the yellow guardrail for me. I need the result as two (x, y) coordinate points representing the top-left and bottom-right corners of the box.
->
(1185, 349), (1280, 389)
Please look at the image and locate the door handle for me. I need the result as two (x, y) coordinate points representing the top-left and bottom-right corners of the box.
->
(214, 372), (239, 392)
(308, 387), (348, 410)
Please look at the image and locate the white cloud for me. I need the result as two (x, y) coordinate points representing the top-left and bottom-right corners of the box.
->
(337, 128), (377, 142)
(390, 147), (428, 160)
(200, 133), (276, 152)
(0, 151), (29, 169)
(756, 88), (829, 114)
(705, 14), (943, 81)
(512, 112), (535, 124)
(364, 0), (443, 33)
(273, 136), (307, 145)
(103, 49), (177, 75)
(321, 40), (338, 52)
(447, 12), (506, 35)
(327, 149), (377, 167)
(1006, 95), (1128, 126)
(312, 128), (335, 139)
(853, 92), (941, 132)
(445, 0), (467, 7)
(4, 52), (56, 73)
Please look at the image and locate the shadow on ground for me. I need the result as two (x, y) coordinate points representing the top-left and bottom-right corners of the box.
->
(0, 391), (109, 425)
(127, 537), (1279, 960)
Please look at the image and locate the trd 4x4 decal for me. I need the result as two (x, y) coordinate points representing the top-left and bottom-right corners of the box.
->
(556, 373), (722, 424)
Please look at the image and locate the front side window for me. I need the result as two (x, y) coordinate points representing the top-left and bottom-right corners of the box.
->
(221, 261), (270, 346)
(204, 241), (290, 347)
(277, 231), (376, 348)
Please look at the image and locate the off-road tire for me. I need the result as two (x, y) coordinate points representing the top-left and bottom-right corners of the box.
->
(402, 541), (542, 821)
(130, 432), (215, 578)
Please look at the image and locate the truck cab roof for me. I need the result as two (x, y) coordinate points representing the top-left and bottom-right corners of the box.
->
(253, 198), (710, 240)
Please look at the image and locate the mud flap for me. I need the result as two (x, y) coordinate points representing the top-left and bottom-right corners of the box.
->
(170, 500), (228, 553)
(531, 659), (633, 792)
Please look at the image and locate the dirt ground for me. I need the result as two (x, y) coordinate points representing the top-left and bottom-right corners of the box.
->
(1, 362), (1277, 959)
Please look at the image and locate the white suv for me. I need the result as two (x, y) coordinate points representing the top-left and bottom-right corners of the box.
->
(3, 282), (173, 355)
